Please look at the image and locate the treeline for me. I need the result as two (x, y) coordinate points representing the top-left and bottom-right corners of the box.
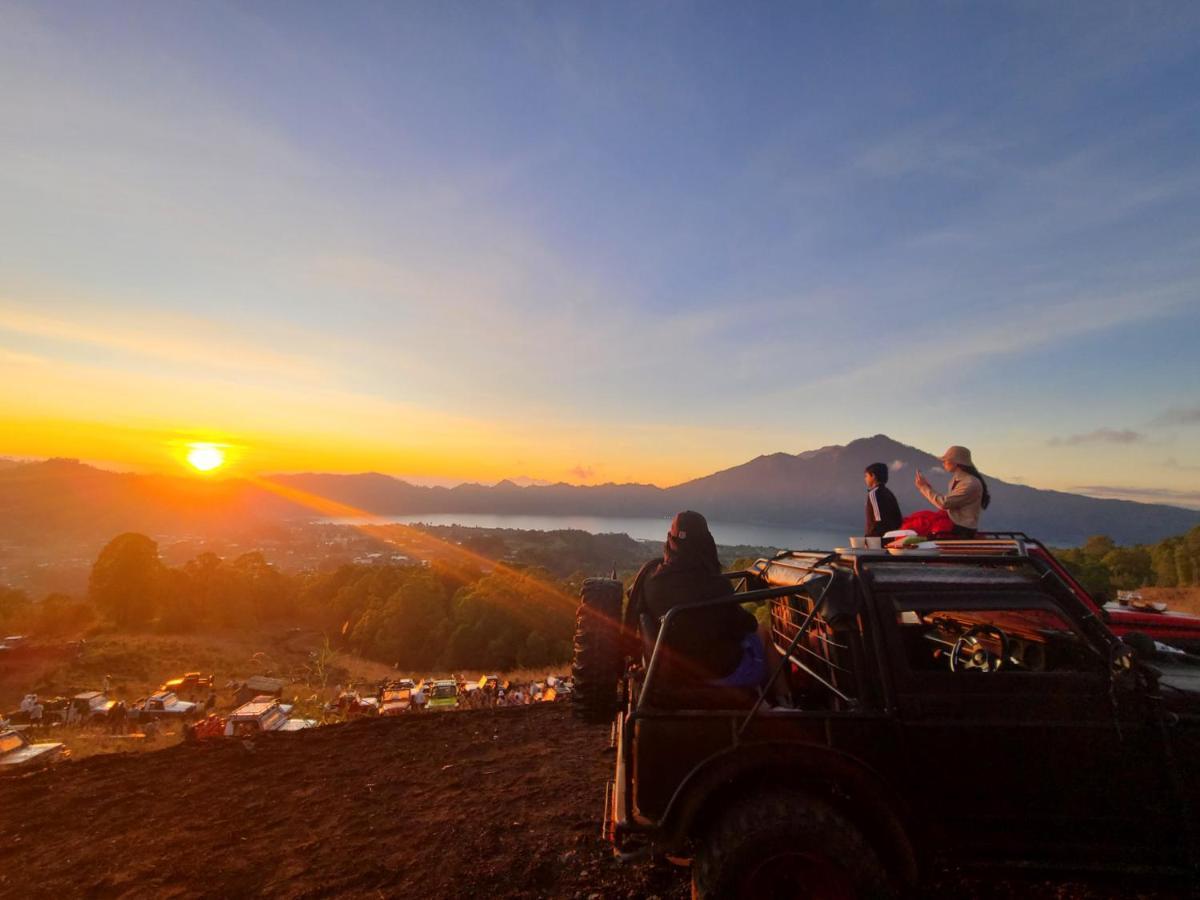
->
(1056, 526), (1200, 599)
(21, 532), (576, 670)
(0, 585), (95, 637)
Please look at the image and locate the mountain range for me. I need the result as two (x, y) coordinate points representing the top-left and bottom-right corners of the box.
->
(2, 435), (1196, 547)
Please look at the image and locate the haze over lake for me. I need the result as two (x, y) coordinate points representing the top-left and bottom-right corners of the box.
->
(322, 513), (849, 550)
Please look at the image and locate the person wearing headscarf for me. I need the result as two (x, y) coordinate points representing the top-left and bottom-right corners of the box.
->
(863, 462), (902, 538)
(914, 445), (991, 538)
(629, 511), (758, 682)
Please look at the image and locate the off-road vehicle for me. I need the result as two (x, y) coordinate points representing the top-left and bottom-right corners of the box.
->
(160, 672), (214, 695)
(223, 696), (316, 737)
(572, 535), (1200, 898)
(131, 691), (197, 721)
(0, 726), (69, 774)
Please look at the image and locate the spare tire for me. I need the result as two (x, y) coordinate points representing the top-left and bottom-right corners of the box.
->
(571, 577), (626, 723)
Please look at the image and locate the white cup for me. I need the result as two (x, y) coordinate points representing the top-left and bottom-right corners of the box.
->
(864, 537), (883, 550)
(849, 537), (864, 549)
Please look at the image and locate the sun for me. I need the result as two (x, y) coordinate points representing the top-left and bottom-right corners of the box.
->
(186, 443), (226, 472)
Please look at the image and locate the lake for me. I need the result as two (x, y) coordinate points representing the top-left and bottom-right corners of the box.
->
(320, 512), (851, 550)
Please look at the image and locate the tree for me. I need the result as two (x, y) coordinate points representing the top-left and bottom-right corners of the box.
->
(1100, 547), (1153, 591)
(88, 533), (163, 626)
(1151, 542), (1179, 588)
(0, 585), (31, 629)
(1082, 535), (1116, 561)
(1057, 548), (1113, 600)
(32, 592), (95, 635)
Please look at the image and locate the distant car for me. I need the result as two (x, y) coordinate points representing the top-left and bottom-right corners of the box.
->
(231, 676), (286, 706)
(426, 680), (459, 710)
(70, 691), (116, 723)
(0, 726), (68, 773)
(224, 696), (316, 737)
(326, 691), (378, 718)
(132, 691), (197, 721)
(549, 676), (574, 699)
(379, 684), (413, 716)
(160, 672), (214, 695)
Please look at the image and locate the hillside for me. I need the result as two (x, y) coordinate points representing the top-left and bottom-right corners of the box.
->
(2, 436), (1197, 546)
(0, 705), (1177, 899)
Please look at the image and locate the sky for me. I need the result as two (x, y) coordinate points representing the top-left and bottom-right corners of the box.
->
(1, 1), (1199, 505)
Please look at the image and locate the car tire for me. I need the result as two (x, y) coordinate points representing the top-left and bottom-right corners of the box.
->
(691, 789), (894, 900)
(571, 577), (625, 724)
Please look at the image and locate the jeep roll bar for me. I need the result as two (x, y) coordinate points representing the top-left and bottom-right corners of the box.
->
(640, 583), (803, 714)
(639, 554), (843, 725)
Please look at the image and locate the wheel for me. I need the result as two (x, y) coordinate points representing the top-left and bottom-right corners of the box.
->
(571, 578), (626, 723)
(691, 789), (894, 900)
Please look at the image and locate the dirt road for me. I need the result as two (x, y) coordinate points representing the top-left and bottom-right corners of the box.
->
(0, 704), (1188, 898)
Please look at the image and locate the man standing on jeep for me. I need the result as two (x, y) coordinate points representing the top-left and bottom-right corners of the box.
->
(864, 462), (902, 538)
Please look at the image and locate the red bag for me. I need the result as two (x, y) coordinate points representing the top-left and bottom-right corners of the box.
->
(899, 510), (955, 538)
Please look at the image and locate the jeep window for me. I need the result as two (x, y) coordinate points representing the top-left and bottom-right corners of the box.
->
(888, 591), (1104, 676)
(769, 580), (861, 705)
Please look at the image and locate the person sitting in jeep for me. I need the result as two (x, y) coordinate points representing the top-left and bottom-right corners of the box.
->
(631, 511), (761, 684)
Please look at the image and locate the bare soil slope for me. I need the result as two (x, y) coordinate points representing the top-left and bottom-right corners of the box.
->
(2, 704), (684, 900)
(0, 704), (1186, 899)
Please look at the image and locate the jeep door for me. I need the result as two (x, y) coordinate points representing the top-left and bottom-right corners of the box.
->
(878, 587), (1182, 869)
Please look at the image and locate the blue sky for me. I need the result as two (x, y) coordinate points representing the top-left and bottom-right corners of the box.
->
(1, 1), (1198, 504)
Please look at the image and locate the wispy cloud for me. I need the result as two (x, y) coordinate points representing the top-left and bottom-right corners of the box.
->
(1152, 405), (1200, 427)
(1047, 428), (1143, 447)
(0, 304), (326, 383)
(1073, 485), (1200, 510)
(1163, 457), (1200, 472)
(799, 281), (1198, 395)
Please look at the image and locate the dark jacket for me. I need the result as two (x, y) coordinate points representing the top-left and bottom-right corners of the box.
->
(635, 560), (757, 680)
(865, 484), (902, 537)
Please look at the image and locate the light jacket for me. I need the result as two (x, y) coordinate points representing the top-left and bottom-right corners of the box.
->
(918, 469), (983, 530)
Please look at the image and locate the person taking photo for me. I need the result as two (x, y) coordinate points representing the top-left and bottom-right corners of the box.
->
(914, 445), (991, 538)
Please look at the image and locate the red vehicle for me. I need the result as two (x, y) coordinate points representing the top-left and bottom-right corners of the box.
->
(945, 534), (1200, 652)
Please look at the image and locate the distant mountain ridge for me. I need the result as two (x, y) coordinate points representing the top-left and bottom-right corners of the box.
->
(2, 436), (1197, 546)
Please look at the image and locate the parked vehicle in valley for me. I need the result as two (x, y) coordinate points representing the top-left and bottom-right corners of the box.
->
(131, 691), (197, 721)
(575, 537), (1200, 898)
(379, 682), (414, 716)
(160, 672), (214, 695)
(224, 696), (316, 737)
(231, 676), (286, 706)
(426, 679), (459, 710)
(0, 726), (69, 773)
(327, 690), (379, 718)
(69, 691), (116, 724)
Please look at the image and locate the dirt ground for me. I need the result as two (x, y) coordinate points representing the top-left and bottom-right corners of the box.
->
(1, 703), (1192, 899)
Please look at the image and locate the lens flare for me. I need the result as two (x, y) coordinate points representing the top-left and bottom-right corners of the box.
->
(186, 443), (226, 472)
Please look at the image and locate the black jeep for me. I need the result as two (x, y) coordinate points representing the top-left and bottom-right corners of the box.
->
(571, 539), (1200, 898)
